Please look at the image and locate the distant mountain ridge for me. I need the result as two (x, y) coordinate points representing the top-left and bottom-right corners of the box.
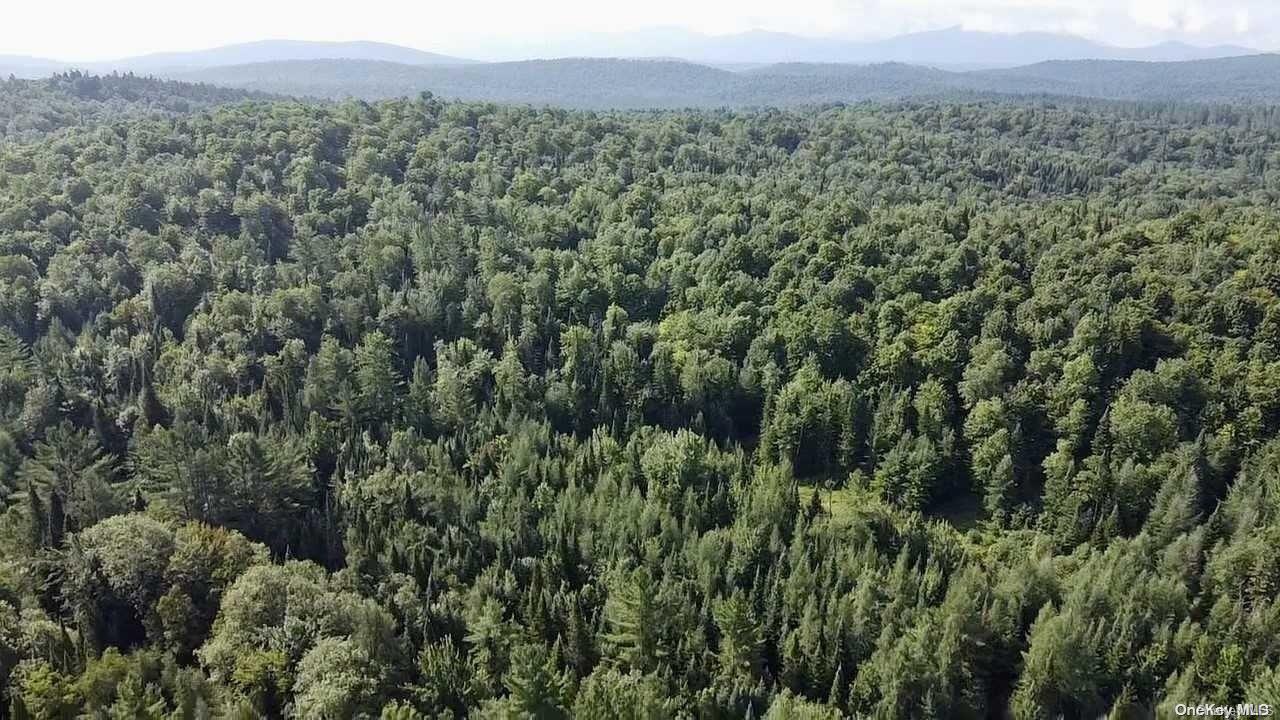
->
(0, 54), (68, 77)
(467, 26), (1258, 67)
(97, 40), (477, 72)
(170, 54), (1280, 109)
(0, 40), (476, 78)
(0, 28), (1260, 80)
(173, 58), (737, 108)
(845, 27), (1255, 66)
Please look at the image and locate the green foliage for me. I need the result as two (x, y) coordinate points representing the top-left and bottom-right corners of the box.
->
(764, 691), (842, 720)
(10, 660), (78, 720)
(292, 637), (386, 720)
(713, 594), (763, 684)
(603, 568), (671, 674)
(19, 423), (118, 539)
(168, 55), (1280, 109)
(572, 668), (674, 719)
(63, 514), (173, 650)
(491, 643), (574, 719)
(1, 74), (1280, 717)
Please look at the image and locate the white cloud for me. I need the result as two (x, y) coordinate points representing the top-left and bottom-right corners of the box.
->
(1236, 8), (1253, 33)
(2, 0), (1278, 61)
(1129, 0), (1179, 31)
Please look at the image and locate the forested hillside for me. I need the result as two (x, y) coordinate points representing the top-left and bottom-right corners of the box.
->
(2, 29), (1256, 78)
(177, 59), (741, 109)
(1, 76), (1280, 717)
(0, 72), (270, 141)
(173, 54), (1280, 108)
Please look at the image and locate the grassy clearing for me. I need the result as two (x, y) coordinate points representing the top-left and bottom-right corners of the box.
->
(798, 484), (872, 522)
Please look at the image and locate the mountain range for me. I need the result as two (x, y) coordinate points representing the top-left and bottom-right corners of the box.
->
(0, 54), (67, 76)
(4, 31), (1277, 110)
(0, 40), (474, 78)
(161, 54), (1280, 109)
(0, 28), (1261, 79)
(95, 40), (476, 73)
(468, 26), (1257, 67)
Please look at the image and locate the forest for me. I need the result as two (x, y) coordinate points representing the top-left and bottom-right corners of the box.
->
(15, 54), (1280, 111)
(166, 54), (1280, 109)
(0, 73), (1278, 717)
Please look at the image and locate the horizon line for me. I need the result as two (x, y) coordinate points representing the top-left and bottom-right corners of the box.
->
(4, 25), (1266, 66)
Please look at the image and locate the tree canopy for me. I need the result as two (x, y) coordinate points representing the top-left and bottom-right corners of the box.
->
(0, 74), (1278, 717)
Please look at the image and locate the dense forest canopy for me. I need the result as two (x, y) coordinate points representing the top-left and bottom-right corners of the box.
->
(0, 73), (1279, 717)
(0, 73), (271, 146)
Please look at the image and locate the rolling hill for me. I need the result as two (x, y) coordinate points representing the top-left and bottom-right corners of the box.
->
(176, 58), (740, 108)
(837, 27), (1254, 67)
(980, 54), (1280, 102)
(95, 39), (476, 73)
(0, 72), (272, 140)
(1, 40), (476, 79)
(7, 28), (1258, 81)
(468, 26), (1257, 67)
(173, 54), (1280, 108)
(0, 55), (69, 79)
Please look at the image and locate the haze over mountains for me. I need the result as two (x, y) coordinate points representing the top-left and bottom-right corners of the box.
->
(2, 29), (1276, 109)
(0, 40), (475, 77)
(0, 28), (1261, 77)
(471, 26), (1257, 67)
(0, 54), (67, 77)
(158, 54), (1280, 109)
(96, 40), (476, 73)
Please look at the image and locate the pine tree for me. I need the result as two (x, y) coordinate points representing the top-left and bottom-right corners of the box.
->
(713, 594), (763, 684)
(604, 568), (668, 674)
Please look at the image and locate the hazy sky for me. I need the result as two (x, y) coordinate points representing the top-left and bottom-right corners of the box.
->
(5, 0), (1279, 61)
